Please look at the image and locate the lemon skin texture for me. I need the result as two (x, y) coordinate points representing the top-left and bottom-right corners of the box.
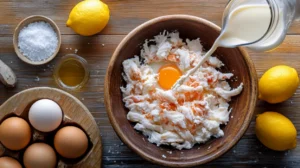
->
(67, 0), (110, 36)
(259, 65), (299, 104)
(256, 112), (297, 151)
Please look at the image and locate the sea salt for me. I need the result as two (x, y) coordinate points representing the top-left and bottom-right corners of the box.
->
(18, 21), (58, 62)
(34, 76), (40, 82)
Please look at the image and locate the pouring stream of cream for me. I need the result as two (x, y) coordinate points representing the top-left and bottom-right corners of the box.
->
(172, 4), (271, 90)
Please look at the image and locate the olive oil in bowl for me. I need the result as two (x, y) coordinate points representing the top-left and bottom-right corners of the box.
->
(54, 54), (89, 90)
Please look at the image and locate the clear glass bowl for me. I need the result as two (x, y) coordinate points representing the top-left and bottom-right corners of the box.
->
(53, 54), (89, 91)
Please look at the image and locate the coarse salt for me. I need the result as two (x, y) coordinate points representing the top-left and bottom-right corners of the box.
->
(18, 21), (58, 62)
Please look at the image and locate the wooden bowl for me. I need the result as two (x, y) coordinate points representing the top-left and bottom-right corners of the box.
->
(13, 15), (61, 65)
(105, 15), (258, 167)
(0, 87), (102, 167)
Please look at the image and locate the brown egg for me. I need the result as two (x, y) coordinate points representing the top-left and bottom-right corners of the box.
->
(54, 126), (88, 159)
(23, 143), (57, 168)
(0, 117), (31, 150)
(0, 157), (22, 168)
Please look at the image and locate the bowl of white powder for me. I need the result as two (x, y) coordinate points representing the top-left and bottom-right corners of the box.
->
(13, 15), (61, 65)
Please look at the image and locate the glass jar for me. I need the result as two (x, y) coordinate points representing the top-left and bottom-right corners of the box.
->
(53, 54), (89, 91)
(224, 0), (300, 51)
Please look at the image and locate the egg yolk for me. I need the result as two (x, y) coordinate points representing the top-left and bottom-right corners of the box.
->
(158, 64), (182, 90)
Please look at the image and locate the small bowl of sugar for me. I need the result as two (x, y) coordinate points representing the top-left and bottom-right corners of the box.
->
(13, 15), (61, 65)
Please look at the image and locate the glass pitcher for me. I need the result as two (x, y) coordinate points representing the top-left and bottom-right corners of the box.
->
(223, 0), (300, 51)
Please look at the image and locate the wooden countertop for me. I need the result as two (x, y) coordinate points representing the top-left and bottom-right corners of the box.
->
(0, 0), (300, 167)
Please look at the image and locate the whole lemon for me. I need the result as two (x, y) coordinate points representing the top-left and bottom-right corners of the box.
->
(66, 0), (110, 36)
(259, 65), (299, 104)
(256, 112), (297, 151)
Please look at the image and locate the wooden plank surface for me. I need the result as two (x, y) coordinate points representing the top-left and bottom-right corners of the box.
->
(0, 0), (300, 167)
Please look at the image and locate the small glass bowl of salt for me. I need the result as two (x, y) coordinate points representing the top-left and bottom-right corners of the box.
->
(13, 15), (61, 65)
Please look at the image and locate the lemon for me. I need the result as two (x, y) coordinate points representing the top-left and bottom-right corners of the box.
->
(256, 112), (297, 151)
(259, 65), (299, 104)
(66, 0), (110, 36)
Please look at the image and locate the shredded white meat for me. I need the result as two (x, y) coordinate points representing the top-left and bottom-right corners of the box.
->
(121, 31), (243, 150)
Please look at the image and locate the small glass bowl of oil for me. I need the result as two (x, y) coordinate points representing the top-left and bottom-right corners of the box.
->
(53, 54), (89, 91)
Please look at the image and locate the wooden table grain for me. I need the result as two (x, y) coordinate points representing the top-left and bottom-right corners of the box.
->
(0, 0), (300, 167)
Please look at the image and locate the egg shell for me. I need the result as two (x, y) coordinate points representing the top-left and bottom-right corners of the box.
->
(29, 99), (63, 132)
(54, 126), (88, 159)
(23, 143), (57, 168)
(0, 117), (31, 150)
(0, 157), (22, 168)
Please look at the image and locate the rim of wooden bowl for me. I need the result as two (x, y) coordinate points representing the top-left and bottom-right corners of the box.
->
(13, 15), (61, 65)
(105, 15), (258, 167)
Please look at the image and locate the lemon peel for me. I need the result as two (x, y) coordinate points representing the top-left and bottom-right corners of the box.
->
(66, 0), (110, 36)
(259, 65), (299, 104)
(256, 112), (297, 151)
